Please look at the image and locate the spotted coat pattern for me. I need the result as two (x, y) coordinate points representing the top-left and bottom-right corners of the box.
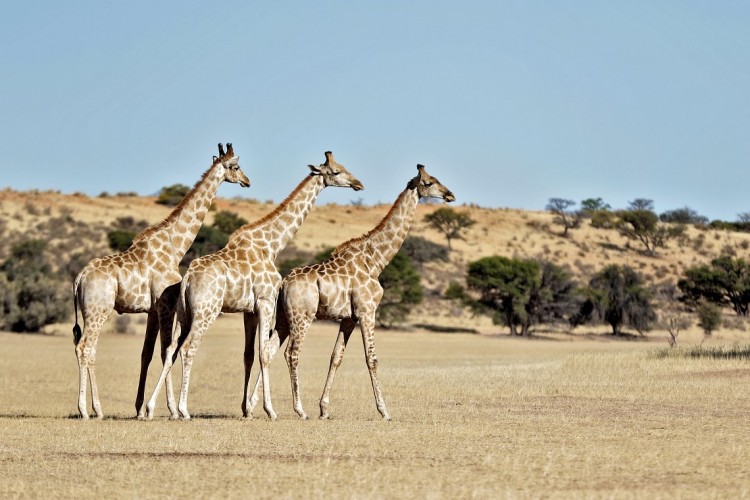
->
(72, 144), (250, 419)
(144, 151), (364, 420)
(247, 164), (455, 420)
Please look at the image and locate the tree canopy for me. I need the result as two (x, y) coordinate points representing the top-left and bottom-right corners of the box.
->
(465, 256), (578, 336)
(678, 256), (750, 316)
(546, 198), (580, 236)
(618, 209), (684, 256)
(424, 207), (475, 249)
(573, 264), (655, 335)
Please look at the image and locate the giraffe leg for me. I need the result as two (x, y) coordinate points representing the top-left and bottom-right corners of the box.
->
(360, 313), (391, 421)
(247, 307), (290, 416)
(241, 312), (258, 418)
(144, 311), (189, 420)
(319, 318), (356, 420)
(176, 318), (213, 420)
(284, 315), (313, 420)
(88, 362), (103, 419)
(257, 297), (278, 420)
(75, 308), (109, 419)
(157, 288), (180, 419)
(135, 310), (159, 418)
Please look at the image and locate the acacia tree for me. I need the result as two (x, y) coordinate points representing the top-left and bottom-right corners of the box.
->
(377, 251), (423, 327)
(424, 207), (475, 249)
(678, 256), (750, 316)
(465, 256), (578, 336)
(580, 197), (611, 215)
(573, 264), (655, 335)
(546, 198), (580, 236)
(618, 209), (684, 256)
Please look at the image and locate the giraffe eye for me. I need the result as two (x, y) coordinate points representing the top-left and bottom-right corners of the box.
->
(330, 170), (340, 175)
(424, 181), (433, 187)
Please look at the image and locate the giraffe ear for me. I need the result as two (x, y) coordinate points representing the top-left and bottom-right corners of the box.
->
(308, 164), (323, 175)
(213, 155), (220, 164)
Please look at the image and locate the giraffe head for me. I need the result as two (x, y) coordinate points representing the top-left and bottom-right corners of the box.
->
(411, 164), (455, 202)
(213, 143), (251, 187)
(308, 151), (364, 191)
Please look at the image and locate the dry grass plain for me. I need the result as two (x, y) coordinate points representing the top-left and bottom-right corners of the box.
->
(3, 190), (750, 496)
(2, 316), (750, 498)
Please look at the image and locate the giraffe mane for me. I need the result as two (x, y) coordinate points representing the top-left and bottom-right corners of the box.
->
(332, 187), (412, 255)
(133, 163), (216, 242)
(227, 174), (317, 242)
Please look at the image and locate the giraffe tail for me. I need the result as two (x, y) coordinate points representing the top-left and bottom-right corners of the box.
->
(72, 275), (83, 346)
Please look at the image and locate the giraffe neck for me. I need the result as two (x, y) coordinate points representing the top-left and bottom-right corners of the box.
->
(146, 162), (224, 259)
(230, 175), (325, 261)
(364, 187), (419, 275)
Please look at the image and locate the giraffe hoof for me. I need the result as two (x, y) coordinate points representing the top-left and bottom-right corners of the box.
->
(319, 414), (330, 421)
(169, 414), (181, 421)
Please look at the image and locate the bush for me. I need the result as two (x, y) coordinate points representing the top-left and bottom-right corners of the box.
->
(400, 236), (449, 265)
(659, 207), (708, 225)
(0, 240), (69, 333)
(697, 303), (722, 336)
(278, 257), (308, 278)
(212, 211), (248, 235)
(156, 184), (190, 206)
(590, 210), (618, 229)
(377, 252), (423, 327)
(107, 230), (136, 252)
(181, 225), (229, 268)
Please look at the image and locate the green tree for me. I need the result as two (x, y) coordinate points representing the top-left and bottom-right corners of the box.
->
(659, 207), (708, 225)
(573, 264), (655, 335)
(467, 256), (538, 335)
(618, 209), (684, 256)
(212, 210), (248, 235)
(678, 256), (750, 316)
(400, 236), (448, 265)
(546, 198), (580, 236)
(580, 197), (611, 215)
(526, 261), (579, 327)
(0, 240), (68, 333)
(181, 226), (229, 268)
(424, 207), (475, 249)
(314, 247), (335, 263)
(628, 198), (655, 211)
(156, 184), (190, 207)
(697, 302), (722, 336)
(107, 230), (136, 252)
(377, 252), (423, 327)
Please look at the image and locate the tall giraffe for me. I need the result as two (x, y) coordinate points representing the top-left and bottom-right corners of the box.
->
(72, 143), (250, 419)
(248, 164), (454, 420)
(144, 151), (364, 420)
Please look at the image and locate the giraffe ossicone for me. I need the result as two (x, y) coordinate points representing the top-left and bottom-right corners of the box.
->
(72, 142), (250, 420)
(143, 151), (364, 420)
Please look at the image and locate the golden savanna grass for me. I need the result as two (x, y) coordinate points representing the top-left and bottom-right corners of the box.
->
(3, 190), (750, 497)
(2, 317), (750, 498)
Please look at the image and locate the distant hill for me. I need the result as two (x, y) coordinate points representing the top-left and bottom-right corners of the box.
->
(1, 188), (747, 334)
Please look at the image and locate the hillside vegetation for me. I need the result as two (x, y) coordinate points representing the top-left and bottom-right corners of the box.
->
(1, 187), (749, 337)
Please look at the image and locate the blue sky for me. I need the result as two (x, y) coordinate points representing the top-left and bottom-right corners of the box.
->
(1, 1), (748, 220)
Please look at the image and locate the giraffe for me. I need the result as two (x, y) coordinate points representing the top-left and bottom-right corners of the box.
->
(143, 151), (364, 420)
(247, 164), (454, 420)
(72, 143), (250, 419)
